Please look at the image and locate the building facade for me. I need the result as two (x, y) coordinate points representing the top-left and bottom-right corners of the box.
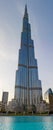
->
(2, 92), (8, 104)
(15, 5), (42, 110)
(1, 91), (8, 112)
(44, 88), (53, 113)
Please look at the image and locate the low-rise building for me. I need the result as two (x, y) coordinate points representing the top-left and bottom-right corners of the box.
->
(37, 100), (49, 113)
(7, 99), (17, 113)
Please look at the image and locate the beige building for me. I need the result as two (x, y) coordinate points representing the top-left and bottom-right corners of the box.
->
(44, 88), (53, 113)
(37, 100), (49, 113)
(7, 99), (18, 112)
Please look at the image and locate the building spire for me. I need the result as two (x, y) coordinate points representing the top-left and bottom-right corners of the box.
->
(25, 4), (27, 14)
(24, 4), (28, 19)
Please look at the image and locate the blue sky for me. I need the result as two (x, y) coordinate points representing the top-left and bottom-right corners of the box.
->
(0, 0), (53, 101)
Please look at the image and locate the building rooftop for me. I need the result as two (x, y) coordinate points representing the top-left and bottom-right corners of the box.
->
(45, 88), (53, 95)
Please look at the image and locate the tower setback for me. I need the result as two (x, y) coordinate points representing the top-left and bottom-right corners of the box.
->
(15, 5), (42, 110)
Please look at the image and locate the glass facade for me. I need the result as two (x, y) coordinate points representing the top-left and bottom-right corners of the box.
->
(15, 5), (42, 107)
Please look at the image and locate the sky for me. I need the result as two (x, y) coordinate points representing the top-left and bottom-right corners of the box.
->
(0, 0), (53, 101)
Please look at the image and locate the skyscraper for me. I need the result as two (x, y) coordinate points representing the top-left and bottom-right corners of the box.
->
(15, 5), (42, 109)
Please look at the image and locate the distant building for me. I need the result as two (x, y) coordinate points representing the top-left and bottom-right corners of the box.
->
(2, 92), (8, 104)
(1, 92), (8, 112)
(44, 88), (52, 104)
(44, 88), (53, 113)
(0, 102), (2, 112)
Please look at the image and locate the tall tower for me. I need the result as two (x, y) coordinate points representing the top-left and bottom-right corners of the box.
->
(2, 92), (8, 104)
(15, 5), (42, 109)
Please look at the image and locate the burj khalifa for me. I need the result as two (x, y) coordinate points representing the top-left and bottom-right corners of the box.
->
(15, 5), (42, 109)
